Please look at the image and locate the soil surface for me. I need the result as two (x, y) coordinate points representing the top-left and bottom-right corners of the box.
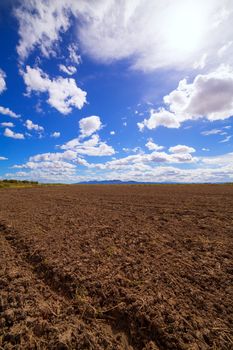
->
(0, 184), (233, 349)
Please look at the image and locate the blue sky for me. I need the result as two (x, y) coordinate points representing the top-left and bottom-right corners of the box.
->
(0, 0), (233, 183)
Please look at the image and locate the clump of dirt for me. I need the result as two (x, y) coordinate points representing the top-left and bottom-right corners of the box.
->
(0, 184), (233, 349)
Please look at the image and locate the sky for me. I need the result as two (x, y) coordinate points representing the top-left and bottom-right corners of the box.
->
(0, 0), (233, 183)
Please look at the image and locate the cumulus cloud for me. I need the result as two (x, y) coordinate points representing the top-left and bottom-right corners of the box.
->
(14, 0), (233, 71)
(140, 65), (233, 131)
(45, 152), (87, 165)
(201, 152), (233, 167)
(13, 150), (89, 171)
(200, 152), (233, 182)
(13, 159), (76, 173)
(24, 119), (44, 132)
(110, 131), (115, 135)
(28, 150), (77, 163)
(61, 134), (115, 156)
(11, 160), (77, 183)
(164, 65), (233, 122)
(8, 161), (233, 184)
(4, 128), (25, 139)
(0, 106), (20, 118)
(86, 151), (233, 183)
(7, 143), (233, 184)
(9, 150), (233, 184)
(51, 131), (60, 138)
(138, 108), (180, 131)
(16, 160), (76, 171)
(0, 69), (6, 93)
(1, 122), (15, 127)
(59, 64), (77, 75)
(79, 116), (102, 138)
(23, 66), (86, 114)
(5, 170), (78, 183)
(169, 145), (196, 154)
(11, 148), (91, 183)
(92, 148), (196, 171)
(0, 156), (8, 160)
(145, 139), (164, 151)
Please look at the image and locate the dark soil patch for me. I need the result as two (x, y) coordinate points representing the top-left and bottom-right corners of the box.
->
(0, 184), (233, 349)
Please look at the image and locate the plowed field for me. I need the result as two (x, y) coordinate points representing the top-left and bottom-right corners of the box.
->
(0, 185), (232, 349)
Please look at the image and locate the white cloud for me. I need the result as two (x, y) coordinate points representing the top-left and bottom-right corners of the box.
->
(23, 66), (86, 114)
(15, 1), (232, 71)
(13, 160), (76, 175)
(79, 116), (102, 138)
(0, 156), (7, 160)
(5, 170), (78, 183)
(59, 64), (77, 75)
(68, 43), (81, 65)
(219, 135), (232, 143)
(4, 128), (25, 139)
(164, 65), (233, 122)
(51, 131), (60, 138)
(61, 134), (115, 156)
(10, 149), (90, 183)
(13, 162), (75, 181)
(123, 147), (142, 153)
(201, 152), (233, 166)
(92, 148), (196, 171)
(0, 69), (6, 94)
(14, 2), (80, 63)
(85, 151), (233, 183)
(138, 108), (180, 131)
(7, 161), (233, 184)
(28, 151), (74, 163)
(218, 41), (233, 58)
(110, 131), (115, 135)
(6, 145), (233, 184)
(193, 53), (207, 70)
(14, 1), (71, 61)
(0, 106), (20, 118)
(140, 65), (233, 131)
(169, 145), (196, 154)
(201, 129), (223, 136)
(145, 139), (164, 151)
(1, 122), (15, 127)
(12, 150), (89, 170)
(8, 151), (233, 184)
(24, 119), (44, 132)
(77, 0), (233, 71)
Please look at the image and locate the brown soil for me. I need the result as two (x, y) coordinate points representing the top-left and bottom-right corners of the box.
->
(0, 184), (232, 349)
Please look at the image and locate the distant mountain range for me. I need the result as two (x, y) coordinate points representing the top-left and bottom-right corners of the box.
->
(77, 180), (175, 184)
(75, 180), (229, 185)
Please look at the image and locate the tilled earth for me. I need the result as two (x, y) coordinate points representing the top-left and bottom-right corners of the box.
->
(0, 184), (232, 349)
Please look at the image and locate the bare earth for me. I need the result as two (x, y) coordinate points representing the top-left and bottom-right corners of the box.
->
(0, 184), (233, 349)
